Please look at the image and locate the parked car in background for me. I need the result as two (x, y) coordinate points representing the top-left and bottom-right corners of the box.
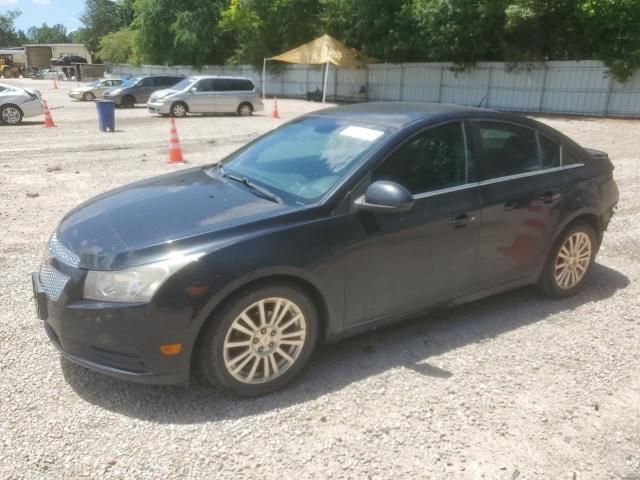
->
(103, 75), (184, 108)
(68, 78), (124, 101)
(32, 68), (63, 81)
(0, 82), (42, 125)
(33, 102), (618, 396)
(147, 75), (263, 117)
(51, 55), (88, 66)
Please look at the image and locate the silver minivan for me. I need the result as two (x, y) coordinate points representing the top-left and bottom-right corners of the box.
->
(147, 75), (264, 117)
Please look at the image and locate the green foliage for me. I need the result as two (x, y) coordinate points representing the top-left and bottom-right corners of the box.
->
(26, 23), (70, 44)
(25, 0), (633, 82)
(579, 0), (640, 82)
(0, 10), (27, 48)
(220, 0), (322, 66)
(132, 0), (228, 67)
(320, 0), (420, 61)
(75, 0), (133, 57)
(97, 27), (136, 64)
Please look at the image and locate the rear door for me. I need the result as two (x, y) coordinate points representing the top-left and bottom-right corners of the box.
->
(344, 121), (482, 327)
(135, 76), (156, 103)
(472, 121), (568, 289)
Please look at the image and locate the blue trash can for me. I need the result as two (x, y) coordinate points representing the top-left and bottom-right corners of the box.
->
(95, 100), (115, 132)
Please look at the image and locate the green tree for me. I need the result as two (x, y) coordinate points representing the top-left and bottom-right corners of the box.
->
(319, 0), (419, 61)
(220, 0), (321, 66)
(26, 23), (70, 44)
(132, 0), (228, 66)
(75, 0), (133, 56)
(579, 0), (640, 82)
(0, 10), (27, 47)
(96, 27), (136, 64)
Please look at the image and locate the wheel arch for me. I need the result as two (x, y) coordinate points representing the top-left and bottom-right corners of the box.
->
(189, 268), (331, 372)
(171, 100), (189, 115)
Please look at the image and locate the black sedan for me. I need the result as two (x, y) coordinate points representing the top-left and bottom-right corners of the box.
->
(32, 102), (619, 396)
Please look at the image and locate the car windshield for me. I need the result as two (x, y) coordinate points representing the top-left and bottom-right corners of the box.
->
(120, 77), (139, 88)
(88, 80), (100, 87)
(171, 77), (197, 91)
(215, 116), (393, 204)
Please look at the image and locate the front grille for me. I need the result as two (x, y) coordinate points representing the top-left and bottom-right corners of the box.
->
(49, 232), (79, 267)
(39, 263), (71, 301)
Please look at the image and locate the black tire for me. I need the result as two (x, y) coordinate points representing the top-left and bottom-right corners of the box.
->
(538, 220), (597, 298)
(237, 102), (253, 116)
(121, 95), (135, 108)
(170, 102), (188, 117)
(197, 282), (319, 396)
(0, 104), (24, 125)
(83, 92), (95, 102)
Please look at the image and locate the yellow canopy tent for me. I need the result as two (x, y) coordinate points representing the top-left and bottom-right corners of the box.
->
(263, 34), (374, 103)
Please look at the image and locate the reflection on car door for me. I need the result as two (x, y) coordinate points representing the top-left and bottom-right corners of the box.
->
(344, 122), (482, 327)
(472, 121), (568, 289)
(187, 79), (216, 113)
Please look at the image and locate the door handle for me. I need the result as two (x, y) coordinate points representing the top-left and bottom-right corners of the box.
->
(447, 213), (475, 228)
(538, 191), (560, 204)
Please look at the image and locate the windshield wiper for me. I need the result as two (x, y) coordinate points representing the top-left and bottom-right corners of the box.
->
(218, 166), (281, 204)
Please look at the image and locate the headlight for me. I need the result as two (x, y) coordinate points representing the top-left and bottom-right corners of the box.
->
(83, 254), (201, 303)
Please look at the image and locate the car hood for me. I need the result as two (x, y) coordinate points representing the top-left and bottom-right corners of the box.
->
(150, 88), (180, 100)
(56, 167), (294, 270)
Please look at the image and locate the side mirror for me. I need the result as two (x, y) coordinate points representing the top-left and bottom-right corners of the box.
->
(354, 180), (414, 213)
(189, 87), (197, 94)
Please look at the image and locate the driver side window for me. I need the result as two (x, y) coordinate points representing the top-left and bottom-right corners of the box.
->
(373, 122), (471, 195)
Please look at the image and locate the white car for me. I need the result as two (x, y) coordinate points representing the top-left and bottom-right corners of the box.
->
(69, 78), (124, 101)
(0, 83), (43, 125)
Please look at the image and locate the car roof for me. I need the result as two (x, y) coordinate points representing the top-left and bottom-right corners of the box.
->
(186, 75), (253, 80)
(310, 101), (486, 129)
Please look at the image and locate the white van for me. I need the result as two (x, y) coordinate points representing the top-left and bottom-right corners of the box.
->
(147, 75), (264, 117)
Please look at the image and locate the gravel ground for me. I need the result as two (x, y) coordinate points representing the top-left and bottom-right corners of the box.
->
(1, 79), (639, 480)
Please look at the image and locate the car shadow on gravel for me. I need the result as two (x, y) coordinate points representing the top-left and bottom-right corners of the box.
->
(61, 262), (629, 423)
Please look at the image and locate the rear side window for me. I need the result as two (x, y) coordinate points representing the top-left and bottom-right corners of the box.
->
(563, 149), (582, 166)
(373, 122), (470, 194)
(539, 134), (561, 168)
(213, 79), (233, 92)
(475, 122), (540, 179)
(231, 79), (254, 91)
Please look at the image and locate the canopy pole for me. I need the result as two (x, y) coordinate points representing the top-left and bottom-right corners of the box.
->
(262, 58), (267, 101)
(322, 61), (330, 103)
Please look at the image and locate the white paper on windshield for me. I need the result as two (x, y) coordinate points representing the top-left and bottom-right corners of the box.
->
(339, 125), (384, 142)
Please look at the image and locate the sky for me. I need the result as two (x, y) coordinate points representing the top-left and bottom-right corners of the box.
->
(0, 0), (85, 32)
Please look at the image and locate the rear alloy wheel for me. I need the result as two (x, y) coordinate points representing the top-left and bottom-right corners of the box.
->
(237, 103), (253, 116)
(83, 92), (95, 101)
(198, 284), (318, 396)
(539, 221), (596, 298)
(1, 104), (23, 125)
(121, 95), (135, 108)
(170, 102), (188, 117)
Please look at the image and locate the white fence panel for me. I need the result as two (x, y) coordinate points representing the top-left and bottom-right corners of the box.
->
(107, 61), (640, 117)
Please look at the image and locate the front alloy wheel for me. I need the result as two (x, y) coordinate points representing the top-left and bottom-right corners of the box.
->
(1, 105), (23, 125)
(198, 284), (318, 396)
(223, 298), (307, 384)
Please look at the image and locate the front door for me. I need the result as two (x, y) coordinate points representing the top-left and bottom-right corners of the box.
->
(344, 121), (482, 327)
(471, 121), (568, 289)
(188, 78), (216, 113)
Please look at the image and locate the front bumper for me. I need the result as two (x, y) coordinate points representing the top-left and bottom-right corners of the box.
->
(68, 91), (84, 100)
(32, 263), (191, 385)
(147, 101), (171, 114)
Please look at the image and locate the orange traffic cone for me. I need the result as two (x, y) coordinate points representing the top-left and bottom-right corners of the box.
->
(42, 100), (56, 128)
(167, 118), (186, 164)
(271, 96), (280, 119)
(53, 79), (58, 90)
